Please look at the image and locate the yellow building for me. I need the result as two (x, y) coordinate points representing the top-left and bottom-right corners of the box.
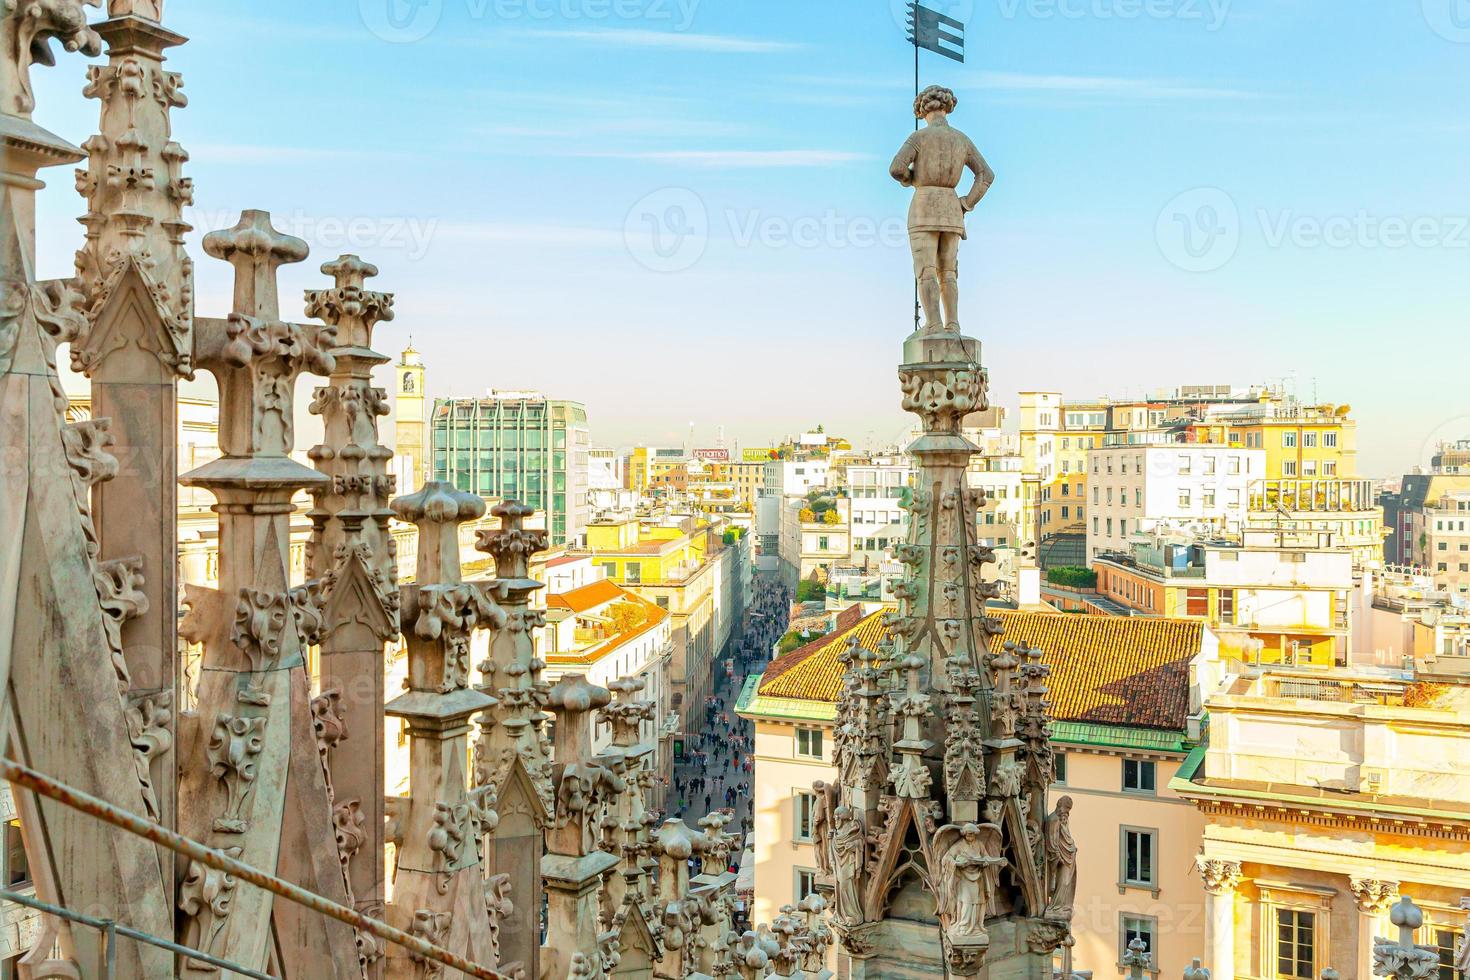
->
(579, 517), (745, 730)
(1189, 403), (1358, 480)
(736, 608), (1218, 978)
(1176, 667), (1470, 980)
(394, 344), (428, 495)
(1094, 530), (1355, 666)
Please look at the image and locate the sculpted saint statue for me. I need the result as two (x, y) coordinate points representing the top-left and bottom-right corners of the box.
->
(1044, 796), (1078, 919)
(811, 780), (838, 877)
(830, 805), (867, 926)
(934, 823), (1006, 943)
(889, 85), (995, 336)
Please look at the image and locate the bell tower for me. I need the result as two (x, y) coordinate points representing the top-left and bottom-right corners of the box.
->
(395, 343), (428, 495)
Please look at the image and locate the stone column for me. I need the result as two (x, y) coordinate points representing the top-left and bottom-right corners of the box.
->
(1350, 877), (1399, 980)
(0, 5), (175, 975)
(542, 674), (619, 979)
(384, 481), (505, 974)
(1197, 857), (1243, 980)
(304, 253), (398, 971)
(70, 4), (195, 894)
(176, 211), (358, 978)
(474, 500), (554, 976)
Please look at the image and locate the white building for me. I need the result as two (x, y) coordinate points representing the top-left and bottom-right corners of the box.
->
(1087, 445), (1265, 561)
(847, 464), (914, 559)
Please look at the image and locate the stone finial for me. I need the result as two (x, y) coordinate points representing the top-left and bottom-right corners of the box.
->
(1321, 971), (1341, 980)
(1183, 959), (1211, 980)
(546, 674), (612, 762)
(1123, 937), (1152, 979)
(304, 254), (395, 350)
(108, 0), (165, 18)
(0, 0), (102, 118)
(1372, 896), (1438, 979)
(391, 481), (486, 585)
(475, 500), (547, 580)
(203, 210), (309, 320)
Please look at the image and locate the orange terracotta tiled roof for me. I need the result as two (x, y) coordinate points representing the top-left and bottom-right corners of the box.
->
(761, 605), (868, 688)
(756, 610), (1203, 733)
(545, 589), (669, 667)
(758, 608), (888, 702)
(547, 578), (624, 614)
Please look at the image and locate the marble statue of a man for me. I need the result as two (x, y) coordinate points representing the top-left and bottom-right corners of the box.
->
(889, 85), (995, 336)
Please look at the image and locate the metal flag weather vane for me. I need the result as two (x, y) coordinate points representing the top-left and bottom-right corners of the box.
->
(907, 1), (967, 64)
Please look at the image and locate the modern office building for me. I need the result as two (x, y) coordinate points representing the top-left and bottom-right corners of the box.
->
(431, 390), (590, 544)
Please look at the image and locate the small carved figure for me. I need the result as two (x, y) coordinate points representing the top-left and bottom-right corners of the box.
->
(1044, 796), (1078, 919)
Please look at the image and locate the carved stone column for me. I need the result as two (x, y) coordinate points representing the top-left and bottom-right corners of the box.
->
(1197, 857), (1243, 980)
(542, 674), (621, 979)
(385, 481), (505, 975)
(304, 253), (399, 971)
(1350, 877), (1399, 980)
(0, 5), (174, 975)
(69, 3), (194, 891)
(474, 500), (553, 976)
(176, 210), (358, 978)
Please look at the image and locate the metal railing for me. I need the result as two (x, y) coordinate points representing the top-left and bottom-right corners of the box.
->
(0, 758), (512, 980)
(0, 887), (273, 980)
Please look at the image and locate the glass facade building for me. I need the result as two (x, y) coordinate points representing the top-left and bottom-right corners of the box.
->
(430, 392), (590, 545)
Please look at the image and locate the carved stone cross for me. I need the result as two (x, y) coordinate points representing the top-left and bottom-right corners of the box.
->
(203, 209), (307, 321)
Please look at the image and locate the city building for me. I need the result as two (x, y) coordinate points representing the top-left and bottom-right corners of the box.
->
(1358, 567), (1470, 677)
(1094, 528), (1355, 666)
(393, 343), (429, 495)
(1175, 666), (1470, 980)
(1187, 400), (1358, 480)
(736, 609), (1221, 979)
(1248, 478), (1385, 573)
(578, 516), (747, 731)
(777, 496), (852, 591)
(1086, 445), (1264, 560)
(431, 390), (590, 545)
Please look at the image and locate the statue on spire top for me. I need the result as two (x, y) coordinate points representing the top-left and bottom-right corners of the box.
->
(890, 85), (995, 336)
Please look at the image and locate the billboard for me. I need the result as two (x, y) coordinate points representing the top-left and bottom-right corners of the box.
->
(694, 448), (730, 462)
(741, 448), (774, 462)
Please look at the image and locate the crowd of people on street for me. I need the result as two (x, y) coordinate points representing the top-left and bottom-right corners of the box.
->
(671, 576), (794, 855)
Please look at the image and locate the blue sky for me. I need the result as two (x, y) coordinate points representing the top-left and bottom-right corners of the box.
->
(27, 0), (1470, 476)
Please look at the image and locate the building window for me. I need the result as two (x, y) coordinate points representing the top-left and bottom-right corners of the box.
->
(1324, 432), (1338, 448)
(795, 727), (824, 759)
(1123, 759), (1157, 794)
(1219, 589), (1236, 622)
(1430, 927), (1464, 980)
(1179, 489), (1192, 509)
(1185, 589), (1209, 617)
(1276, 908), (1316, 979)
(1120, 828), (1157, 888)
(1283, 461), (1298, 477)
(5, 820), (28, 888)
(1283, 432), (1298, 448)
(1303, 432), (1318, 448)
(1120, 915), (1157, 968)
(794, 792), (816, 842)
(1054, 753), (1067, 785)
(1178, 455), (1192, 475)
(795, 868), (818, 902)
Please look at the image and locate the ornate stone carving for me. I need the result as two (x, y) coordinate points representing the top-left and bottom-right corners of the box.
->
(0, 0), (103, 117)
(1372, 896), (1439, 980)
(1043, 797), (1077, 919)
(178, 847), (243, 972)
(934, 823), (1006, 945)
(1351, 877), (1400, 915)
(427, 801), (473, 895)
(124, 691), (173, 822)
(1195, 857), (1243, 896)
(206, 714), (267, 834)
(408, 909), (452, 980)
(830, 805), (868, 927)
